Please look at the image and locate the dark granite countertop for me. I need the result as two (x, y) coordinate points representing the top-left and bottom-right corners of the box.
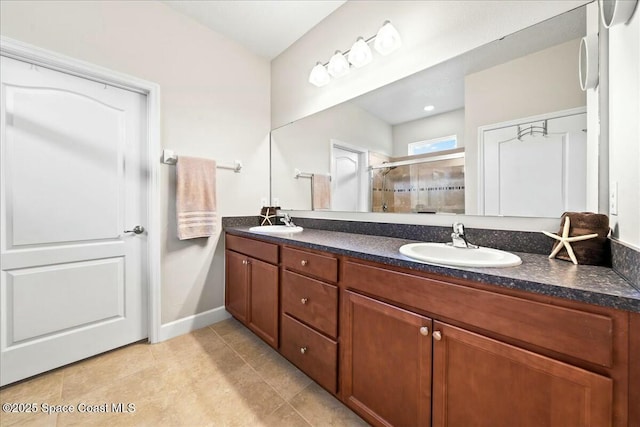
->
(225, 226), (640, 313)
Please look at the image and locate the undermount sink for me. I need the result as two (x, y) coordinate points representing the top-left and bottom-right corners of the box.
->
(399, 242), (522, 268)
(249, 225), (304, 235)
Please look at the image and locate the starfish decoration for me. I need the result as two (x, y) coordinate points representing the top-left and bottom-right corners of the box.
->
(260, 212), (276, 226)
(542, 216), (599, 265)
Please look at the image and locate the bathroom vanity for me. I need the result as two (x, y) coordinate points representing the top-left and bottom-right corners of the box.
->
(224, 227), (640, 427)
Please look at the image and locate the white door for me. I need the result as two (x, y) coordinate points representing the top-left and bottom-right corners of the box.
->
(0, 56), (148, 385)
(481, 113), (587, 217)
(331, 143), (368, 212)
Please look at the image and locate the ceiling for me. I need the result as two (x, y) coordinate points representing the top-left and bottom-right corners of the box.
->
(163, 0), (347, 59)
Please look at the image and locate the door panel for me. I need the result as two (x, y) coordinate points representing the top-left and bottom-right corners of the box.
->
(482, 113), (587, 217)
(342, 291), (432, 427)
(4, 85), (124, 246)
(332, 144), (368, 212)
(248, 257), (278, 348)
(0, 56), (147, 385)
(7, 258), (124, 342)
(432, 321), (612, 427)
(225, 250), (248, 323)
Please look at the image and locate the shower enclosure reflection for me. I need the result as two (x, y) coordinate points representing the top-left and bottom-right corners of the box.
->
(371, 149), (465, 213)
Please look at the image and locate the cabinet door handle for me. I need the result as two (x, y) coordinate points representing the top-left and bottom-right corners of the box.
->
(301, 260), (308, 266)
(433, 331), (442, 341)
(419, 326), (429, 336)
(242, 259), (248, 265)
(301, 298), (308, 304)
(300, 347), (307, 354)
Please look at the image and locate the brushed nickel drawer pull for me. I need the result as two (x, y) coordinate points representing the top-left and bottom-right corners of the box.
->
(300, 347), (307, 354)
(301, 260), (308, 266)
(419, 326), (429, 336)
(301, 298), (308, 304)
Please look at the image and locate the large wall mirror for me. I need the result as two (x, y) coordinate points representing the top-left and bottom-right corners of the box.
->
(271, 5), (599, 218)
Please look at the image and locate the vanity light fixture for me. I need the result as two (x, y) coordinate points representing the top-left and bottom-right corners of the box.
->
(374, 21), (402, 55)
(348, 37), (373, 68)
(308, 20), (402, 87)
(308, 61), (331, 87)
(327, 51), (350, 78)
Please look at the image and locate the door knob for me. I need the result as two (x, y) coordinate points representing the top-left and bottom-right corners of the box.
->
(124, 225), (145, 234)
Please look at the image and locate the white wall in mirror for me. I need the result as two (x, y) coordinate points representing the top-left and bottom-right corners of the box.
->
(392, 109), (465, 157)
(271, 101), (392, 210)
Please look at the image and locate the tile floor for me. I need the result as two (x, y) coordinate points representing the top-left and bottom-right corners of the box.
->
(0, 318), (369, 427)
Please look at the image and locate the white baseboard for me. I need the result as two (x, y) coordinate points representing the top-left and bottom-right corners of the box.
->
(155, 306), (231, 343)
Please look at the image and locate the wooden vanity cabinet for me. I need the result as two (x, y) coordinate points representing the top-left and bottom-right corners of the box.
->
(341, 257), (626, 427)
(280, 246), (339, 393)
(342, 291), (432, 427)
(225, 235), (279, 348)
(225, 233), (633, 426)
(630, 312), (640, 427)
(431, 321), (612, 427)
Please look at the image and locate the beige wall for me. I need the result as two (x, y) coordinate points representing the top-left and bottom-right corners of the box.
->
(608, 8), (640, 247)
(271, 0), (588, 128)
(271, 102), (392, 210)
(0, 1), (271, 324)
(464, 38), (586, 214)
(392, 108), (465, 157)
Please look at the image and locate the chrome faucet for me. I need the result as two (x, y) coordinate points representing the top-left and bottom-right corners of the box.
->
(281, 213), (296, 227)
(450, 223), (477, 248)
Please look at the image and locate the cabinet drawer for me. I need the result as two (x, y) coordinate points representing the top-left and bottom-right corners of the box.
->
(281, 313), (337, 393)
(282, 246), (338, 283)
(226, 234), (278, 264)
(282, 270), (338, 338)
(343, 260), (614, 367)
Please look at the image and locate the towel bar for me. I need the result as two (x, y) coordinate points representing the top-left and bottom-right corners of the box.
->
(161, 149), (242, 173)
(294, 168), (313, 179)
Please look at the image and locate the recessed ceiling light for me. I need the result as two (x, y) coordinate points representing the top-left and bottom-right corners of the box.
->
(424, 105), (435, 112)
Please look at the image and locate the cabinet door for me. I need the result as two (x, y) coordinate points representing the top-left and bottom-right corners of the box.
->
(432, 321), (613, 427)
(248, 257), (279, 348)
(225, 250), (248, 323)
(342, 291), (432, 427)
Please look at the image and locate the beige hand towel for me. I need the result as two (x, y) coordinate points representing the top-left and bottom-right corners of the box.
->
(312, 174), (331, 210)
(176, 156), (216, 240)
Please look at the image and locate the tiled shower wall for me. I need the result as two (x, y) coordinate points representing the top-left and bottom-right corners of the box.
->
(372, 157), (465, 213)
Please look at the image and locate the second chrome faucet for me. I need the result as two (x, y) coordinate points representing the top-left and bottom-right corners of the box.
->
(450, 222), (478, 248)
(281, 213), (296, 227)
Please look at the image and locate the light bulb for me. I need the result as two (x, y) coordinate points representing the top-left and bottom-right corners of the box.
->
(348, 37), (372, 68)
(308, 62), (330, 87)
(374, 21), (402, 55)
(327, 50), (350, 78)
